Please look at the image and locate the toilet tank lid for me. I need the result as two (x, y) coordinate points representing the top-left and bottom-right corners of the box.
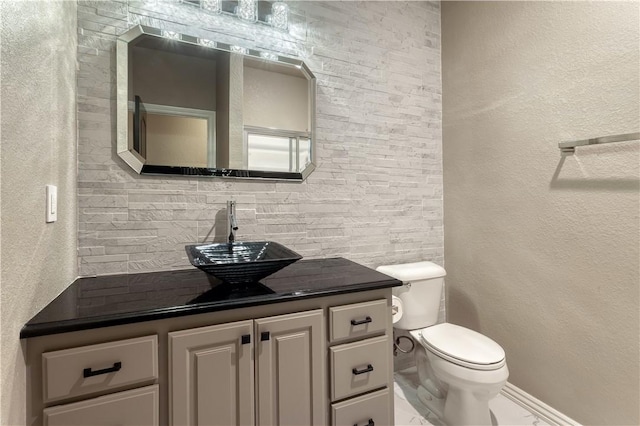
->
(376, 261), (446, 282)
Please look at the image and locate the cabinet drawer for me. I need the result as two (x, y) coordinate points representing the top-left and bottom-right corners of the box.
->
(43, 384), (159, 426)
(332, 388), (392, 426)
(330, 335), (389, 401)
(329, 299), (388, 343)
(42, 335), (158, 403)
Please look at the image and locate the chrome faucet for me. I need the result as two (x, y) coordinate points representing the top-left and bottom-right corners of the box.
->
(227, 200), (239, 243)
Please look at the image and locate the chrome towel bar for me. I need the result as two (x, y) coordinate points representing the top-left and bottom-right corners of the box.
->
(559, 132), (640, 154)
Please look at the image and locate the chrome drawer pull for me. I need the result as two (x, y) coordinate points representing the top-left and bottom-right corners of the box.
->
(83, 361), (122, 378)
(350, 316), (372, 326)
(354, 419), (374, 426)
(352, 364), (374, 375)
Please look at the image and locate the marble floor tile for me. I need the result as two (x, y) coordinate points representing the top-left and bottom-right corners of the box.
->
(394, 368), (550, 426)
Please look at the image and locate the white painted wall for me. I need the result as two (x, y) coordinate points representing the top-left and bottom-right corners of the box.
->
(0, 1), (78, 424)
(442, 2), (639, 424)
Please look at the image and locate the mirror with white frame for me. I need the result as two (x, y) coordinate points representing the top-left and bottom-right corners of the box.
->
(116, 25), (316, 180)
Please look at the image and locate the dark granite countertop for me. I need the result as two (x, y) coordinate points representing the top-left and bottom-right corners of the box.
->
(21, 257), (401, 338)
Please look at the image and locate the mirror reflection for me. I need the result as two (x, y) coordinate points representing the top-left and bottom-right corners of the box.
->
(116, 25), (316, 180)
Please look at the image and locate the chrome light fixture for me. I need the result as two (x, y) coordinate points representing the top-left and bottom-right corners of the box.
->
(201, 0), (221, 13)
(161, 30), (181, 40)
(270, 2), (289, 30)
(198, 38), (216, 48)
(259, 51), (278, 61)
(231, 45), (249, 55)
(181, 0), (290, 33)
(236, 0), (258, 22)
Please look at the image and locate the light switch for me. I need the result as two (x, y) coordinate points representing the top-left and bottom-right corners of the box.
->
(46, 185), (57, 223)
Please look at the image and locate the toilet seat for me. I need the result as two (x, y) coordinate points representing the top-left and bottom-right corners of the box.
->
(413, 323), (506, 371)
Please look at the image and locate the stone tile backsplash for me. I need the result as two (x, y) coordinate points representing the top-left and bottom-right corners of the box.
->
(77, 0), (443, 276)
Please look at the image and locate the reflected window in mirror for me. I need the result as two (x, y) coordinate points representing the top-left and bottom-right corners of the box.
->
(246, 131), (311, 173)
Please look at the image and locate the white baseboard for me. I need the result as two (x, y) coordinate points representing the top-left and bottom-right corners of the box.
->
(501, 382), (582, 426)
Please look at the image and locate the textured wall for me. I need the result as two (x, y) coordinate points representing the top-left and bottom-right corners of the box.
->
(0, 1), (78, 424)
(442, 2), (639, 424)
(77, 1), (443, 277)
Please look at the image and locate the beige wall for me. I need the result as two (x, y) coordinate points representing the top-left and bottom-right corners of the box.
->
(130, 46), (218, 111)
(442, 2), (639, 425)
(243, 65), (309, 132)
(0, 1), (78, 424)
(146, 114), (208, 168)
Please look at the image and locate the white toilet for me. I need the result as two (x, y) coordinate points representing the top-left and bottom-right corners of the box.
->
(377, 261), (509, 426)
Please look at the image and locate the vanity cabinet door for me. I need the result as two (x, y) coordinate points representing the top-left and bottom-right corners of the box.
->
(169, 320), (254, 426)
(255, 309), (326, 426)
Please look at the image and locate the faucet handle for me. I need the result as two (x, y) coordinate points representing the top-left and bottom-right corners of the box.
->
(227, 200), (239, 243)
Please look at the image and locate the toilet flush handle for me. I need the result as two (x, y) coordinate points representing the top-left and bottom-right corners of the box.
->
(353, 420), (374, 426)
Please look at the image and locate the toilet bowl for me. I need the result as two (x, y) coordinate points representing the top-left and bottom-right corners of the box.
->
(377, 262), (509, 426)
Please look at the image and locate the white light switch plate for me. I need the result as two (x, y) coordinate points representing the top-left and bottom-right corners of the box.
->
(46, 185), (57, 223)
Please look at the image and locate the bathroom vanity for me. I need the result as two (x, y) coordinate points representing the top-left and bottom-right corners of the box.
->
(21, 257), (401, 426)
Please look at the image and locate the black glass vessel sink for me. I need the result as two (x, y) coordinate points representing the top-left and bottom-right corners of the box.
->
(185, 241), (302, 285)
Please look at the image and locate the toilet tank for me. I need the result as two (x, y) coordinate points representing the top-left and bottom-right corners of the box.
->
(376, 261), (446, 331)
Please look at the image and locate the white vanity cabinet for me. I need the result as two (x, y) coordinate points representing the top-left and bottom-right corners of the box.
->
(25, 288), (395, 426)
(169, 309), (325, 426)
